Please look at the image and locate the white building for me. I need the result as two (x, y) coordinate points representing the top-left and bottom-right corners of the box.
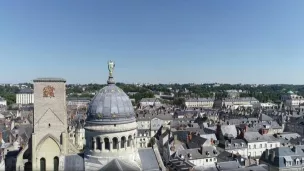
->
(260, 102), (277, 109)
(185, 98), (215, 108)
(281, 91), (304, 108)
(0, 97), (7, 106)
(244, 132), (280, 158)
(16, 88), (34, 105)
(139, 98), (161, 108)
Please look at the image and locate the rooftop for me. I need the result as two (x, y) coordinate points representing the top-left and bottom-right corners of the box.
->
(33, 77), (66, 82)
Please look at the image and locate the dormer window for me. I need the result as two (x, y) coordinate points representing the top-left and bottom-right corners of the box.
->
(296, 158), (300, 165)
(284, 156), (293, 166)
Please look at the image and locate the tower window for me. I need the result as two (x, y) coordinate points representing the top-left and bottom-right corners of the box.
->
(48, 123), (51, 128)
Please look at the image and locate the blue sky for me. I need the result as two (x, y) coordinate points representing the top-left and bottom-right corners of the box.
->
(1, 1), (304, 84)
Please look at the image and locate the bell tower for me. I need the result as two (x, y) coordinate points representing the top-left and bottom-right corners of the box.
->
(32, 78), (68, 171)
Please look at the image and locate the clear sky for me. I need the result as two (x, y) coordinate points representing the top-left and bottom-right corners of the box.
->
(1, 1), (304, 84)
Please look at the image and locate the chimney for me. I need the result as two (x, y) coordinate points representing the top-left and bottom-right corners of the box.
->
(292, 146), (297, 153)
(200, 146), (203, 154)
(174, 134), (178, 144)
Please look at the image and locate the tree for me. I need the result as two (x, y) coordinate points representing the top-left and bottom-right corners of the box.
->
(148, 137), (156, 147)
(173, 98), (186, 108)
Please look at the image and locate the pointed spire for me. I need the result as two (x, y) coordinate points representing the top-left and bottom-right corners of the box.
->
(107, 60), (115, 85)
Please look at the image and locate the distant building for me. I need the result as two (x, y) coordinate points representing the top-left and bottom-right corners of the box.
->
(16, 88), (34, 105)
(0, 97), (7, 106)
(66, 97), (90, 108)
(214, 97), (259, 109)
(226, 90), (241, 98)
(139, 98), (161, 108)
(185, 98), (215, 108)
(281, 91), (304, 108)
(260, 102), (278, 109)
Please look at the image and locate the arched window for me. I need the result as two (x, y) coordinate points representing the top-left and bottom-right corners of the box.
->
(121, 137), (126, 148)
(127, 135), (132, 147)
(104, 138), (110, 150)
(40, 158), (46, 171)
(113, 137), (118, 149)
(96, 137), (101, 150)
(91, 138), (95, 150)
(54, 157), (59, 171)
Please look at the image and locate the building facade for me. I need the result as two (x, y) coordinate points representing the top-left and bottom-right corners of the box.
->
(185, 98), (215, 108)
(16, 88), (34, 105)
(281, 91), (304, 108)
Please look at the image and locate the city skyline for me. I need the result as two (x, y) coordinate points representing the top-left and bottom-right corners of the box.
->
(1, 1), (304, 84)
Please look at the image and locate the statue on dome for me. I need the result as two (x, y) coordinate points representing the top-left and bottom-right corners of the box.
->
(108, 60), (115, 77)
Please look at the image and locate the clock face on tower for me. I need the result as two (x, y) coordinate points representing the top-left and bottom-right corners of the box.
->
(43, 85), (55, 97)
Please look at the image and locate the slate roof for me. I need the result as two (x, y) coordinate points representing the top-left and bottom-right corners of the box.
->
(175, 146), (219, 160)
(138, 148), (160, 171)
(87, 83), (136, 125)
(64, 154), (84, 171)
(222, 139), (247, 150)
(216, 161), (241, 171)
(221, 125), (237, 138)
(99, 159), (140, 171)
(136, 113), (173, 121)
(261, 145), (304, 168)
(259, 114), (274, 121)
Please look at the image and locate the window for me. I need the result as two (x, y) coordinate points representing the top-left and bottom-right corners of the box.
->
(127, 135), (132, 147)
(54, 157), (59, 171)
(121, 137), (126, 148)
(96, 137), (101, 150)
(104, 138), (110, 150)
(40, 158), (46, 171)
(91, 138), (95, 150)
(113, 137), (118, 149)
(254, 144), (256, 149)
(249, 145), (251, 149)
(265, 143), (267, 148)
(270, 144), (273, 148)
(260, 144), (262, 148)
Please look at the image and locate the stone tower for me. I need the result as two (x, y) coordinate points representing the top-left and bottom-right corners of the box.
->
(32, 78), (68, 171)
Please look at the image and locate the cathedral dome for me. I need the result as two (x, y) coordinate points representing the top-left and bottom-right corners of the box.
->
(86, 61), (136, 125)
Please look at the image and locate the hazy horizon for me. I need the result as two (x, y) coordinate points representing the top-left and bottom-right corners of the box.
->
(1, 1), (304, 84)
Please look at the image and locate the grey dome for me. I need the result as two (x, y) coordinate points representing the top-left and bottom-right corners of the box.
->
(86, 84), (136, 125)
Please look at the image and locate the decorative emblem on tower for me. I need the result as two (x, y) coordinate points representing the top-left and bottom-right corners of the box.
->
(43, 85), (55, 97)
(108, 60), (115, 77)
